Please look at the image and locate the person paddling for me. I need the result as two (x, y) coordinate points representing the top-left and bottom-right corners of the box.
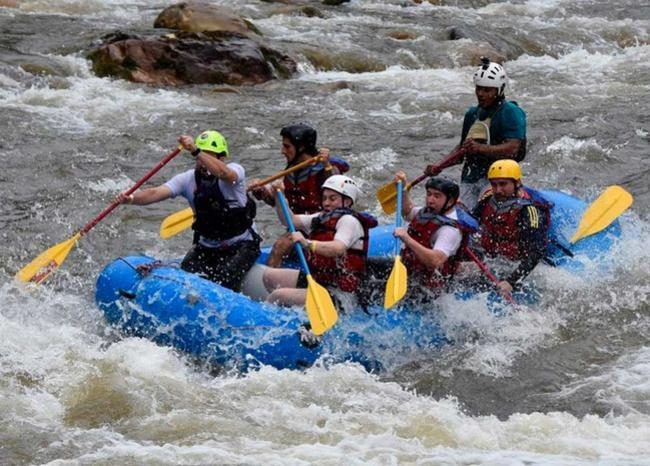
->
(262, 175), (377, 308)
(392, 172), (466, 302)
(469, 160), (550, 296)
(426, 57), (527, 210)
(249, 123), (349, 267)
(116, 130), (260, 292)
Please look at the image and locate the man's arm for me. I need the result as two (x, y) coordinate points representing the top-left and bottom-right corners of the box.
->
(198, 154), (239, 184)
(461, 138), (522, 160)
(117, 185), (173, 205)
(505, 205), (548, 286)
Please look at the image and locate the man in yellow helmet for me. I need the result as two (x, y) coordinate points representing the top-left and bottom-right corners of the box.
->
(117, 130), (260, 292)
(470, 159), (550, 295)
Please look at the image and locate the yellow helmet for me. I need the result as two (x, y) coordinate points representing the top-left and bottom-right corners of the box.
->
(195, 130), (229, 158)
(487, 159), (522, 181)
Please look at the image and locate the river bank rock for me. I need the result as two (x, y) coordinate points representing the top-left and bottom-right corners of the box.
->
(87, 31), (296, 86)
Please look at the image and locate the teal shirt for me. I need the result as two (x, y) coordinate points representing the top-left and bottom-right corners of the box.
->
(460, 99), (527, 183)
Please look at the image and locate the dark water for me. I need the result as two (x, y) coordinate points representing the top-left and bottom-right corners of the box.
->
(1, 1), (649, 464)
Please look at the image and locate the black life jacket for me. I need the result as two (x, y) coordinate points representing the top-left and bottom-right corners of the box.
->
(192, 170), (256, 241)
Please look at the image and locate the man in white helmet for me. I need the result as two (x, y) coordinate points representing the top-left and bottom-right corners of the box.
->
(426, 57), (527, 210)
(262, 174), (377, 307)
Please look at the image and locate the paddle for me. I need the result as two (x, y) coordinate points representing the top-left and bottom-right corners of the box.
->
(159, 155), (324, 239)
(463, 246), (517, 305)
(384, 180), (407, 309)
(570, 185), (633, 243)
(276, 190), (338, 335)
(16, 146), (183, 284)
(376, 148), (465, 215)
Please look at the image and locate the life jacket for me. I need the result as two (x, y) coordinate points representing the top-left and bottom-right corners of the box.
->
(284, 156), (350, 214)
(402, 207), (467, 289)
(192, 171), (256, 241)
(475, 188), (551, 260)
(307, 208), (378, 292)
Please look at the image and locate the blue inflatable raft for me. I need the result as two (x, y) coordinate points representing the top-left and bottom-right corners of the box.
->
(95, 190), (622, 371)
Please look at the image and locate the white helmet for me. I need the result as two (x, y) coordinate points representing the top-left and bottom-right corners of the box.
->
(473, 57), (507, 97)
(321, 175), (361, 204)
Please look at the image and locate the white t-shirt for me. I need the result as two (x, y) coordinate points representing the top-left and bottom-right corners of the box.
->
(297, 211), (365, 251)
(164, 165), (257, 247)
(406, 206), (462, 258)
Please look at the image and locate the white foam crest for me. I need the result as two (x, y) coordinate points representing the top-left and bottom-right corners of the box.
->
(126, 364), (650, 462)
(3, 310), (649, 464)
(0, 72), (21, 87)
(17, 0), (151, 22)
(555, 347), (650, 416)
(102, 338), (192, 385)
(1, 58), (204, 135)
(479, 0), (565, 16)
(435, 292), (563, 377)
(0, 285), (107, 427)
(298, 65), (473, 96)
(368, 101), (428, 122)
(85, 174), (134, 194)
(512, 47), (650, 90)
(256, 7), (410, 41)
(542, 136), (611, 169)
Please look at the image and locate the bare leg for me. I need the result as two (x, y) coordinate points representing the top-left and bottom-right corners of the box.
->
(266, 234), (294, 268)
(263, 267), (308, 307)
(263, 267), (300, 292)
(267, 287), (308, 307)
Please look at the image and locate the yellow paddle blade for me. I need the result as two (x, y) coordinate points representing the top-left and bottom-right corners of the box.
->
(376, 181), (399, 215)
(160, 207), (194, 239)
(16, 232), (81, 284)
(571, 185), (633, 243)
(384, 255), (407, 309)
(305, 275), (338, 335)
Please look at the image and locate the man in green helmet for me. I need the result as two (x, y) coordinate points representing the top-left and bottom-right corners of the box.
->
(117, 130), (260, 292)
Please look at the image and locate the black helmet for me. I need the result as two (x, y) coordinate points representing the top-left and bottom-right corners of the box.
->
(280, 124), (318, 155)
(425, 176), (460, 200)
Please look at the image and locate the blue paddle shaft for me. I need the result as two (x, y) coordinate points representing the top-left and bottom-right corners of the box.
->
(394, 181), (403, 256)
(277, 191), (311, 274)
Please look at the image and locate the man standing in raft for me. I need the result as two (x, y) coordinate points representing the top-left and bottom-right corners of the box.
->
(262, 174), (377, 307)
(249, 123), (348, 267)
(427, 57), (527, 210)
(470, 160), (551, 296)
(117, 130), (260, 292)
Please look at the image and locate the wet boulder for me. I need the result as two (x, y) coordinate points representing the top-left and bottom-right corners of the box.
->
(447, 26), (543, 60)
(270, 5), (325, 18)
(154, 2), (260, 36)
(453, 43), (507, 67)
(87, 31), (296, 86)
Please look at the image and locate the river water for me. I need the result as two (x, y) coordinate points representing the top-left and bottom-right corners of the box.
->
(1, 0), (649, 464)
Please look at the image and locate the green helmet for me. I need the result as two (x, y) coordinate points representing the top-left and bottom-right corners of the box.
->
(195, 130), (229, 158)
